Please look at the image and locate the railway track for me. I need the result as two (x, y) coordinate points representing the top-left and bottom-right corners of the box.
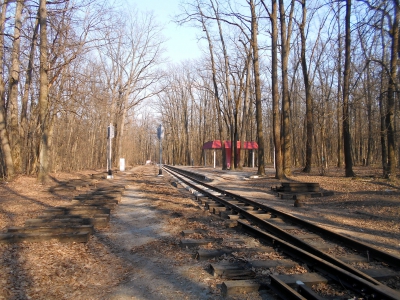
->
(164, 165), (400, 299)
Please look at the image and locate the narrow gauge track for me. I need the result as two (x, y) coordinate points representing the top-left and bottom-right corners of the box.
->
(164, 165), (400, 300)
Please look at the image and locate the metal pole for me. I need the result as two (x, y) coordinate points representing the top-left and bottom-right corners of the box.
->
(157, 124), (164, 176)
(107, 123), (114, 179)
(158, 138), (163, 175)
(108, 133), (113, 177)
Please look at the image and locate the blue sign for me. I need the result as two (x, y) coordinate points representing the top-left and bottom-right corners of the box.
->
(157, 124), (164, 140)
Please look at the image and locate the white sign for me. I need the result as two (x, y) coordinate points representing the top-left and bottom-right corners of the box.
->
(120, 158), (125, 171)
(108, 124), (114, 139)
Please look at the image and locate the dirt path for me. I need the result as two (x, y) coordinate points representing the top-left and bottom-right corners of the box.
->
(99, 170), (210, 299)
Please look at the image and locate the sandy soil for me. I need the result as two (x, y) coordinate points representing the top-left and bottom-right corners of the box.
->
(0, 165), (399, 299)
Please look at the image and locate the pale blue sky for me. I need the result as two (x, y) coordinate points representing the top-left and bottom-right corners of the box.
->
(120, 0), (203, 63)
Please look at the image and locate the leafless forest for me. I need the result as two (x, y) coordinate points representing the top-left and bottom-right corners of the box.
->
(0, 0), (398, 181)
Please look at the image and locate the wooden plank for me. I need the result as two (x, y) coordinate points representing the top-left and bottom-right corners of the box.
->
(248, 259), (298, 269)
(196, 247), (275, 261)
(37, 213), (110, 221)
(267, 219), (300, 230)
(0, 232), (90, 243)
(219, 211), (234, 219)
(254, 213), (272, 219)
(180, 229), (207, 237)
(56, 206), (110, 212)
(224, 220), (238, 228)
(76, 194), (121, 201)
(7, 225), (94, 234)
(195, 249), (235, 260)
(221, 280), (260, 297)
(278, 193), (295, 199)
(199, 199), (210, 205)
(295, 234), (320, 240)
(228, 201), (247, 206)
(179, 238), (221, 248)
(25, 216), (109, 228)
(41, 211), (110, 218)
(211, 263), (255, 279)
(272, 273), (328, 287)
(305, 241), (334, 251)
(241, 206), (259, 211)
(247, 210), (267, 215)
(70, 199), (118, 206)
(223, 238), (246, 245)
(213, 206), (228, 214)
(336, 254), (368, 264)
(206, 203), (224, 211)
(363, 268), (400, 280)
(281, 183), (319, 190)
(43, 207), (111, 215)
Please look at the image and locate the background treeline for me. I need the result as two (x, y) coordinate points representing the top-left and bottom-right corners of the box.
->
(0, 0), (398, 181)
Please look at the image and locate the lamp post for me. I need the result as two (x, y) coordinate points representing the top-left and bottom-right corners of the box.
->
(157, 124), (164, 176)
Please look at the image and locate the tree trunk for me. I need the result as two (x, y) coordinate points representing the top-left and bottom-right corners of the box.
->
(336, 1), (343, 168)
(38, 0), (50, 183)
(21, 13), (39, 173)
(386, 0), (399, 180)
(210, 0), (232, 170)
(250, 0), (265, 176)
(198, 3), (225, 169)
(262, 0), (283, 179)
(117, 93), (128, 168)
(342, 0), (355, 177)
(8, 0), (23, 173)
(279, 0), (294, 177)
(0, 0), (14, 178)
(300, 0), (313, 173)
(366, 64), (373, 166)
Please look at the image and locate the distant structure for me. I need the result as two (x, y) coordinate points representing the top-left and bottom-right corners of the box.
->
(202, 140), (258, 168)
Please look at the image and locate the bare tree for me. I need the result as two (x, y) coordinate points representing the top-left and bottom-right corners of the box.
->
(261, 0), (283, 179)
(96, 8), (165, 169)
(0, 0), (14, 178)
(250, 0), (265, 175)
(385, 0), (399, 180)
(342, 0), (356, 177)
(279, 0), (295, 177)
(7, 0), (23, 173)
(197, 4), (226, 168)
(300, 0), (313, 173)
(38, 0), (50, 183)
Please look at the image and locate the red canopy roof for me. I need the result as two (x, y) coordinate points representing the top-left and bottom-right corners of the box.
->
(202, 140), (258, 150)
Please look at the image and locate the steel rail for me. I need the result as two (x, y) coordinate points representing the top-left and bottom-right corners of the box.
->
(164, 165), (400, 300)
(239, 221), (400, 300)
(165, 165), (400, 268)
(164, 166), (380, 283)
